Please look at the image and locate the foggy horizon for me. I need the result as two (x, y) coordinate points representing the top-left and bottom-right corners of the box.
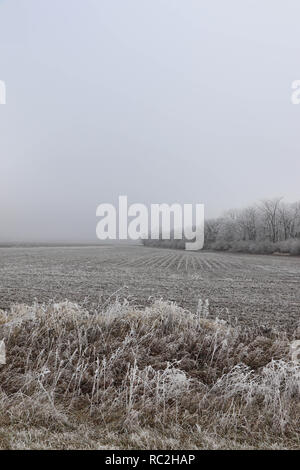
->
(1, 0), (300, 242)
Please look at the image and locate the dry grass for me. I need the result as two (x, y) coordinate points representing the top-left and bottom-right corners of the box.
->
(0, 299), (299, 450)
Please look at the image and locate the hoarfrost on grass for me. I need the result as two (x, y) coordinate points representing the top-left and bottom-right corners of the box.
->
(0, 298), (299, 449)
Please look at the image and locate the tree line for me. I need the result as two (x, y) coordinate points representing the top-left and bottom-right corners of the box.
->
(141, 198), (300, 254)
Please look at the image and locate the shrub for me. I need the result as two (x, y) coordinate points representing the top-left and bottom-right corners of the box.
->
(276, 239), (300, 255)
(0, 299), (298, 449)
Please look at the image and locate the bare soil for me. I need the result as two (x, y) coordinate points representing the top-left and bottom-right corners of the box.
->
(0, 244), (299, 332)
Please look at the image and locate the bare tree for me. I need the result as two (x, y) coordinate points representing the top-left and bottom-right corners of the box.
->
(258, 198), (282, 243)
(236, 207), (257, 241)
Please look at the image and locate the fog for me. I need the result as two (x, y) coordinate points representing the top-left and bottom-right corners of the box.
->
(0, 0), (299, 242)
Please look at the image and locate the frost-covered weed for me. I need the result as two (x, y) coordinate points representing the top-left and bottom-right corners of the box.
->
(0, 299), (298, 449)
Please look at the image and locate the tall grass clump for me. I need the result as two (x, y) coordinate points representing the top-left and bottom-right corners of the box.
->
(0, 299), (299, 449)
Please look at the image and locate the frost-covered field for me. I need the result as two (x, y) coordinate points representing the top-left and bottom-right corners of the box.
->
(0, 245), (299, 331)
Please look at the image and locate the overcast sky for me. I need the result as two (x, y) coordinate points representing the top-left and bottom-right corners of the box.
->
(0, 0), (299, 241)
